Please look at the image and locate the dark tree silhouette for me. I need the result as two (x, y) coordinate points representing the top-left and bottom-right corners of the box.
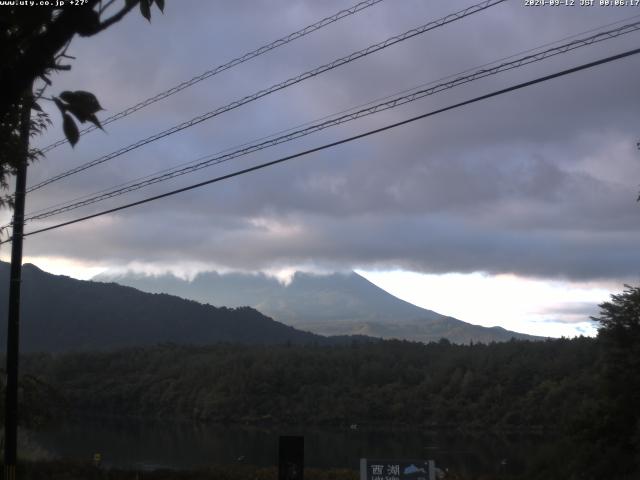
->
(592, 285), (640, 475)
(0, 0), (164, 207)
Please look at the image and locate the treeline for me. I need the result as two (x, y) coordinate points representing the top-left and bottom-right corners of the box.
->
(5, 332), (640, 478)
(19, 338), (598, 430)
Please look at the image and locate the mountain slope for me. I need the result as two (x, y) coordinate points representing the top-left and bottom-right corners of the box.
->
(0, 262), (346, 352)
(96, 270), (541, 343)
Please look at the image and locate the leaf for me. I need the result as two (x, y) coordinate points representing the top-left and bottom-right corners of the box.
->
(60, 90), (103, 112)
(140, 0), (151, 22)
(62, 113), (79, 147)
(59, 91), (103, 123)
(76, 9), (101, 37)
(53, 97), (66, 113)
(87, 113), (104, 131)
(155, 0), (165, 12)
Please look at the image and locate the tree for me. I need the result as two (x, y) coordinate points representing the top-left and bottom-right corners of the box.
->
(592, 285), (640, 475)
(0, 0), (165, 207)
(0, 2), (165, 474)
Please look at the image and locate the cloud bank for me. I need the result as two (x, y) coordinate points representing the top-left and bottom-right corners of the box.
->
(4, 0), (639, 284)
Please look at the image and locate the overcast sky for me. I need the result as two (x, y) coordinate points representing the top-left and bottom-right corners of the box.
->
(2, 0), (640, 337)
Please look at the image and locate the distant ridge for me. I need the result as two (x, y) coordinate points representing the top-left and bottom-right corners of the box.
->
(96, 270), (541, 343)
(0, 262), (367, 353)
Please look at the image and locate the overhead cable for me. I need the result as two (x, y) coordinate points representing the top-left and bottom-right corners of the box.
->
(21, 20), (640, 223)
(34, 11), (640, 219)
(38, 0), (387, 154)
(27, 0), (506, 193)
(5, 46), (638, 244)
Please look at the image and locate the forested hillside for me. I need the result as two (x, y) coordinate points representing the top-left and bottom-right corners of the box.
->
(0, 262), (359, 352)
(20, 338), (597, 429)
(5, 332), (638, 477)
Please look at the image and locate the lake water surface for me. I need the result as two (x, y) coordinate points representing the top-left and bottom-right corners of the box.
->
(30, 418), (547, 476)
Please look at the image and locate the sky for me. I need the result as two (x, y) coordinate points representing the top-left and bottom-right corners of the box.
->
(2, 0), (640, 337)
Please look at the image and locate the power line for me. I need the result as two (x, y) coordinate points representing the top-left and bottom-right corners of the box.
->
(28, 12), (640, 220)
(20, 12), (640, 225)
(6, 46), (638, 244)
(27, 0), (506, 193)
(21, 20), (640, 223)
(27, 10), (640, 217)
(38, 0), (386, 154)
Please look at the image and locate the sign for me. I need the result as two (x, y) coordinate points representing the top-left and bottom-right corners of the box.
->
(279, 435), (304, 480)
(360, 459), (436, 480)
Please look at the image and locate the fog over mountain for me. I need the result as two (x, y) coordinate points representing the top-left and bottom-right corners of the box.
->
(96, 270), (541, 343)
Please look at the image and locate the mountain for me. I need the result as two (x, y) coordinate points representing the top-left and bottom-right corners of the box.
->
(95, 270), (541, 343)
(0, 262), (360, 352)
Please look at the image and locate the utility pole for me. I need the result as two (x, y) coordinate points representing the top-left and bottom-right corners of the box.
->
(4, 81), (32, 480)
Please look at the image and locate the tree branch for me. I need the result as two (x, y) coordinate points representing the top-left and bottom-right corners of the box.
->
(93, 0), (140, 34)
(99, 0), (118, 15)
(0, 0), (101, 117)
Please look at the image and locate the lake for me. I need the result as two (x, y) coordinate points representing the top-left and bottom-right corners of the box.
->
(28, 417), (548, 477)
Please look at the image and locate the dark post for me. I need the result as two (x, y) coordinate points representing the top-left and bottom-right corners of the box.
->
(3, 82), (32, 480)
(279, 435), (304, 480)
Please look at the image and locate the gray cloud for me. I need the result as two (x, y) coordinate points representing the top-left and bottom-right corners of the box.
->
(538, 302), (602, 323)
(6, 0), (640, 282)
